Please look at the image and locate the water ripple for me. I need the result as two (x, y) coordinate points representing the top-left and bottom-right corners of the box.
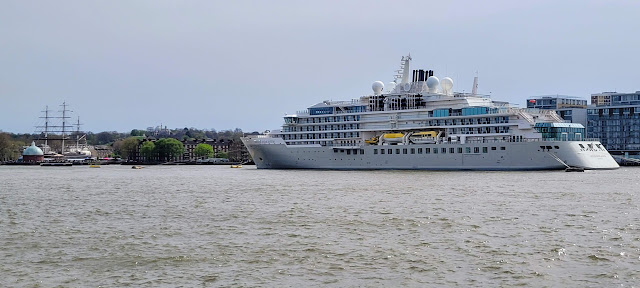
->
(1, 165), (639, 287)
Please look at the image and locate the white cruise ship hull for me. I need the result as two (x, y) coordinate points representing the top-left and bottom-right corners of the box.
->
(242, 137), (619, 170)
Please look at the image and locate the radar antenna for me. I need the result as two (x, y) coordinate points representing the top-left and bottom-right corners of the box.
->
(393, 54), (412, 84)
(472, 72), (479, 96)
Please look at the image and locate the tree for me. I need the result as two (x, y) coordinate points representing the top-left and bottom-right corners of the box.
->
(130, 129), (145, 136)
(113, 137), (139, 160)
(140, 141), (155, 162)
(155, 138), (184, 162)
(0, 133), (20, 161)
(93, 131), (121, 145)
(193, 143), (213, 158)
(216, 151), (229, 159)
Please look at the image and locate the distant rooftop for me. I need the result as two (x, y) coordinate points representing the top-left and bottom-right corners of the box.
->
(528, 95), (584, 99)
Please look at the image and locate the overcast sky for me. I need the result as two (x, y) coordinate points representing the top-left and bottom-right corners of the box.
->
(1, 0), (639, 133)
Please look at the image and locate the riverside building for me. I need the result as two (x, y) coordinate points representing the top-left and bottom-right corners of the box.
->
(526, 95), (588, 127)
(587, 91), (640, 160)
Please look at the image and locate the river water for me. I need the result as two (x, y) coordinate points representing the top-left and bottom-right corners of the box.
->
(1, 165), (639, 287)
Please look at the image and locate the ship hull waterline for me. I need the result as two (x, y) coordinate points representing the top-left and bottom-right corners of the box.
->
(242, 138), (619, 171)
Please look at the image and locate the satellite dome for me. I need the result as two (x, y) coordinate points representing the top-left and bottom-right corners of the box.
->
(23, 142), (44, 156)
(387, 82), (396, 92)
(426, 76), (440, 92)
(372, 81), (384, 95)
(441, 77), (453, 94)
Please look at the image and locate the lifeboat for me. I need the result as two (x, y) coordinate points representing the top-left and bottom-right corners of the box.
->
(409, 131), (438, 144)
(364, 137), (379, 144)
(381, 133), (404, 144)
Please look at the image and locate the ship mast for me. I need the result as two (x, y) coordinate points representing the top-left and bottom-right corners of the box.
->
(39, 106), (50, 148)
(60, 102), (72, 153)
(34, 102), (74, 154)
(75, 116), (83, 149)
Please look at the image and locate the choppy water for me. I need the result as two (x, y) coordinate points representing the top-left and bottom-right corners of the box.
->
(1, 165), (639, 287)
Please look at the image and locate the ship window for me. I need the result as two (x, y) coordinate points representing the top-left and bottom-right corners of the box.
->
(418, 148), (423, 154)
(483, 147), (488, 153)
(450, 148), (455, 154)
(554, 146), (559, 149)
(340, 149), (344, 153)
(491, 147), (496, 150)
(388, 149), (392, 154)
(540, 146), (546, 150)
(596, 144), (602, 149)
(579, 144), (585, 149)
(411, 148), (415, 154)
(381, 149), (385, 154)
(457, 148), (462, 153)
(546, 146), (552, 150)
(353, 149), (357, 155)
(466, 147), (471, 153)
(442, 148), (446, 153)
(587, 144), (593, 149)
(347, 150), (350, 155)
(433, 148), (438, 154)
(403, 149), (407, 154)
(500, 147), (506, 150)
(361, 149), (364, 154)
(425, 148), (431, 154)
(396, 149), (400, 154)
(474, 147), (480, 153)
(374, 149), (378, 154)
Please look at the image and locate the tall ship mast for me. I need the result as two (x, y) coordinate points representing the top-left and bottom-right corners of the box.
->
(241, 55), (619, 170)
(35, 102), (71, 154)
(34, 102), (91, 160)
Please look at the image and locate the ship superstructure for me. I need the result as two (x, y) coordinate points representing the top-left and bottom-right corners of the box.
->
(242, 55), (619, 170)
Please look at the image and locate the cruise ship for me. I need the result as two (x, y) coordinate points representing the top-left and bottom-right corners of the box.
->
(242, 55), (619, 170)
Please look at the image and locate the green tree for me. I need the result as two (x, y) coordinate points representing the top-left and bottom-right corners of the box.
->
(216, 151), (229, 159)
(130, 129), (145, 136)
(193, 143), (213, 158)
(92, 131), (121, 145)
(155, 138), (184, 162)
(0, 133), (21, 161)
(113, 137), (139, 160)
(140, 141), (155, 162)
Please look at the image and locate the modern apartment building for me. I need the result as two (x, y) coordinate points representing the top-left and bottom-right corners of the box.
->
(587, 91), (640, 158)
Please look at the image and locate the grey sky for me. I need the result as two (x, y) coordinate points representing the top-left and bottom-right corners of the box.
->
(1, 0), (639, 133)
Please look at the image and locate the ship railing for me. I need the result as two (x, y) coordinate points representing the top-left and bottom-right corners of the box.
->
(319, 137), (604, 147)
(453, 92), (492, 98)
(462, 137), (602, 144)
(244, 134), (274, 139)
(293, 106), (563, 119)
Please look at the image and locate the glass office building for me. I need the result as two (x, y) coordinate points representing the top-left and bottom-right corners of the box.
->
(587, 91), (640, 157)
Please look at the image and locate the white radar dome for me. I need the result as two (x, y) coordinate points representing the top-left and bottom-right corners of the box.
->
(386, 82), (396, 92)
(372, 81), (384, 95)
(426, 76), (440, 92)
(441, 77), (453, 94)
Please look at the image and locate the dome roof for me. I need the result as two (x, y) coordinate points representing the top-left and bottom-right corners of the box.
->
(23, 142), (44, 156)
